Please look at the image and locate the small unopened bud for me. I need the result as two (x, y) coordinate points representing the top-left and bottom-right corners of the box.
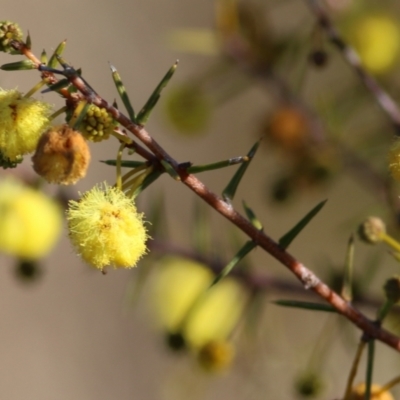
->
(80, 104), (116, 142)
(384, 276), (400, 304)
(32, 124), (90, 185)
(197, 340), (234, 373)
(357, 217), (386, 244)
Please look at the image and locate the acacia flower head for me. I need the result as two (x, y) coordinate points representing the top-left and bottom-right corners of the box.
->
(0, 21), (23, 53)
(79, 104), (116, 142)
(66, 183), (148, 271)
(357, 216), (386, 244)
(32, 124), (90, 185)
(0, 89), (52, 161)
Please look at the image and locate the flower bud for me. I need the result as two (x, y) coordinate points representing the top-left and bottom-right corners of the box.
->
(0, 21), (23, 53)
(32, 124), (90, 185)
(79, 104), (116, 142)
(357, 217), (386, 244)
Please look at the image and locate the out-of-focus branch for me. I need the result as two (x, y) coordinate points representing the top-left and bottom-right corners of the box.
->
(304, 0), (400, 133)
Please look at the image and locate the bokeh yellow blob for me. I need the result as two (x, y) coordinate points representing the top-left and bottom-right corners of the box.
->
(0, 178), (62, 259)
(348, 14), (400, 74)
(150, 256), (248, 348)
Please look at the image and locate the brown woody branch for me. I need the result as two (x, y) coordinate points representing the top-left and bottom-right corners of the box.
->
(64, 70), (400, 352)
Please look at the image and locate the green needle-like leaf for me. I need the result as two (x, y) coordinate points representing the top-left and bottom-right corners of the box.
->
(110, 64), (135, 121)
(101, 159), (145, 168)
(48, 40), (67, 68)
(43, 78), (70, 92)
(26, 32), (32, 50)
(273, 300), (337, 313)
(211, 240), (257, 286)
(136, 61), (178, 125)
(242, 201), (263, 230)
(40, 50), (48, 65)
(278, 199), (327, 249)
(222, 141), (260, 202)
(70, 101), (90, 130)
(187, 156), (249, 174)
(1, 60), (35, 71)
(365, 341), (375, 400)
(341, 234), (354, 302)
(131, 169), (163, 197)
(161, 159), (180, 180)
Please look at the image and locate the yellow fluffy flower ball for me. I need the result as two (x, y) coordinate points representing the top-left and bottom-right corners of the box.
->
(0, 178), (62, 259)
(0, 89), (52, 161)
(150, 256), (248, 348)
(66, 183), (148, 271)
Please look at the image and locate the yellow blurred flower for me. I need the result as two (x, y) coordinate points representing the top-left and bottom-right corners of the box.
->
(67, 183), (148, 271)
(150, 256), (248, 348)
(349, 383), (394, 400)
(0, 178), (62, 259)
(0, 89), (52, 161)
(197, 340), (235, 373)
(347, 14), (400, 74)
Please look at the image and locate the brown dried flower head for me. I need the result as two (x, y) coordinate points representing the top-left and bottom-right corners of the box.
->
(32, 124), (90, 185)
